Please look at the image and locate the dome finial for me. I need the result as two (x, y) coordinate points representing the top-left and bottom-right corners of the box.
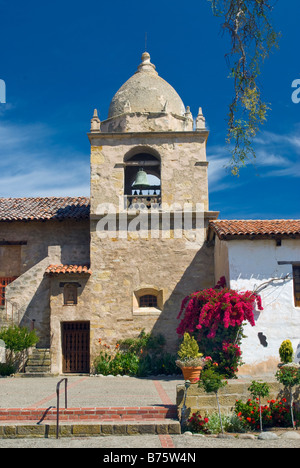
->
(137, 52), (157, 75)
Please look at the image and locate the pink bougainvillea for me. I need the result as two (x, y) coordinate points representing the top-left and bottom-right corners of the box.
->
(176, 277), (263, 339)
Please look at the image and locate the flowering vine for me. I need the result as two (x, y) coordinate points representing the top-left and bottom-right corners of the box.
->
(176, 277), (263, 378)
(177, 277), (263, 339)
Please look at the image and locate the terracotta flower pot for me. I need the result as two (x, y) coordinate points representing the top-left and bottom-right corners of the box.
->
(182, 366), (202, 383)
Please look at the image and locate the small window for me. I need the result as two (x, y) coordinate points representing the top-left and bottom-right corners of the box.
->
(139, 294), (158, 308)
(293, 266), (300, 307)
(0, 277), (17, 307)
(64, 284), (78, 306)
(133, 287), (163, 316)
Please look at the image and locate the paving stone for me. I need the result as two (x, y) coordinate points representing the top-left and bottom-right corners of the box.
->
(138, 424), (156, 434)
(113, 424), (127, 435)
(258, 432), (278, 440)
(17, 425), (45, 437)
(238, 434), (256, 440)
(155, 423), (169, 434)
(100, 424), (114, 435)
(168, 422), (181, 434)
(217, 433), (235, 439)
(4, 426), (17, 437)
(280, 431), (300, 440)
(72, 424), (101, 436)
(126, 424), (140, 435)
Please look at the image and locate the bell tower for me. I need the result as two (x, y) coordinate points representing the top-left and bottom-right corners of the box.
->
(87, 52), (218, 352)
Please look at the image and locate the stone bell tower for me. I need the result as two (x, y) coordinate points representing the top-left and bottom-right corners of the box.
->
(87, 52), (218, 353)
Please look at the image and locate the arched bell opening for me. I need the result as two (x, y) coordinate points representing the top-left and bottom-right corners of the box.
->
(124, 152), (161, 210)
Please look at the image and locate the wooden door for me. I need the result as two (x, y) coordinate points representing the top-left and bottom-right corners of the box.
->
(62, 322), (90, 373)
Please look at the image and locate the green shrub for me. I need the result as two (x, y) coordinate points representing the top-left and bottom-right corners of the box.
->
(119, 329), (165, 354)
(94, 330), (180, 377)
(199, 367), (227, 394)
(0, 325), (39, 367)
(279, 340), (294, 364)
(0, 363), (15, 376)
(234, 397), (300, 431)
(187, 411), (209, 434)
(0, 325), (39, 353)
(94, 350), (139, 376)
(275, 365), (300, 388)
(137, 353), (181, 377)
(178, 333), (201, 360)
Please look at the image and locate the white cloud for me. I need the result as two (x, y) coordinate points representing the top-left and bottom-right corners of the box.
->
(0, 120), (90, 197)
(207, 125), (300, 192)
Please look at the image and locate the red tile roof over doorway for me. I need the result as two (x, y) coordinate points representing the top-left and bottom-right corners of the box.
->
(208, 220), (300, 240)
(0, 197), (90, 221)
(45, 265), (92, 275)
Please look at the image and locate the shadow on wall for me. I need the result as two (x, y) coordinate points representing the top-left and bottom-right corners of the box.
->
(6, 275), (51, 348)
(149, 242), (215, 354)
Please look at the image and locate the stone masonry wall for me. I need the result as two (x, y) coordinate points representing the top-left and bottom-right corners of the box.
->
(0, 220), (90, 347)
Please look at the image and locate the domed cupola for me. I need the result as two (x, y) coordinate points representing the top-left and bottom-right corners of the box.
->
(108, 52), (186, 118)
(100, 52), (195, 132)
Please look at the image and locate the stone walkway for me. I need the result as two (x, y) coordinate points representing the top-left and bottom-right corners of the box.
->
(0, 375), (300, 448)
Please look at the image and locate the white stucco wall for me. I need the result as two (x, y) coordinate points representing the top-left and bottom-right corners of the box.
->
(219, 238), (300, 376)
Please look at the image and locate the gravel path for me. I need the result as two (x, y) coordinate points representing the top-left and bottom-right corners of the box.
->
(1, 433), (300, 449)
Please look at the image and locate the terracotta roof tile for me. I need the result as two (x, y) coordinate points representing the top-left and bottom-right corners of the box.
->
(209, 220), (300, 240)
(45, 264), (92, 275)
(0, 197), (90, 221)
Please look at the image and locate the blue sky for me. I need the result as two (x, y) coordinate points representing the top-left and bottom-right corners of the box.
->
(0, 0), (299, 219)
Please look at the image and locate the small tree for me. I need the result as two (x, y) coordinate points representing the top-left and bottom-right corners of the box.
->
(248, 380), (270, 433)
(176, 278), (263, 378)
(279, 340), (294, 364)
(198, 367), (228, 434)
(0, 325), (39, 371)
(275, 365), (300, 430)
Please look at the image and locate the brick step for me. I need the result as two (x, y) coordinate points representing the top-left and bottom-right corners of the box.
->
(0, 405), (178, 422)
(0, 419), (181, 438)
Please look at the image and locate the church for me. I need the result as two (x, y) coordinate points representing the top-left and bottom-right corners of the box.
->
(0, 52), (299, 376)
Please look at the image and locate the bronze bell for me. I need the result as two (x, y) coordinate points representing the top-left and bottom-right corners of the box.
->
(132, 169), (150, 190)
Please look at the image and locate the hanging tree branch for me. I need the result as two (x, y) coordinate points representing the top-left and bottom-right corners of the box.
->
(209, 0), (280, 175)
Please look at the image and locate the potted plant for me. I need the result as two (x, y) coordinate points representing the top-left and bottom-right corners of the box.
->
(175, 332), (206, 383)
(278, 340), (294, 367)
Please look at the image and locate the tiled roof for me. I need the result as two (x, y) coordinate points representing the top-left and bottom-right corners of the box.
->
(0, 197), (90, 221)
(45, 264), (92, 275)
(209, 220), (300, 240)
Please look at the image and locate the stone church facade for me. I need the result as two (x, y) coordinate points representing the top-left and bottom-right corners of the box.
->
(0, 53), (299, 376)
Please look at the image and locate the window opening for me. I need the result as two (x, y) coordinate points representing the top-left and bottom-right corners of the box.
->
(64, 284), (78, 306)
(139, 294), (158, 308)
(0, 277), (17, 307)
(293, 266), (300, 307)
(124, 153), (161, 210)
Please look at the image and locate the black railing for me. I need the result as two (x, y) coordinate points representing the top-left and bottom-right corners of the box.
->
(56, 378), (68, 439)
(126, 194), (162, 210)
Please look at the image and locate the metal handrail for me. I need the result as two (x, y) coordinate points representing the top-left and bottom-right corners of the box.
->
(56, 378), (68, 439)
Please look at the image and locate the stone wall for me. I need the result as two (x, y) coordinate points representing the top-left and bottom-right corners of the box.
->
(176, 380), (297, 419)
(88, 126), (217, 364)
(214, 237), (300, 376)
(89, 131), (210, 214)
(49, 274), (91, 373)
(0, 220), (90, 347)
(88, 217), (215, 356)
